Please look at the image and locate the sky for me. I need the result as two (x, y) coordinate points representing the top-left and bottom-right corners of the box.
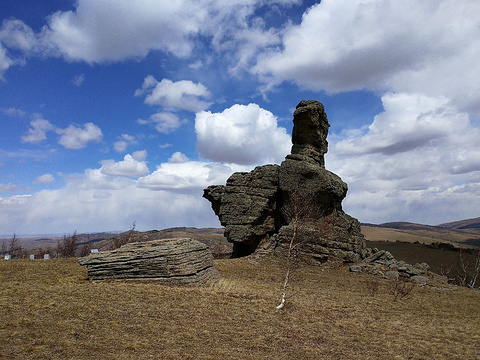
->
(0, 0), (479, 235)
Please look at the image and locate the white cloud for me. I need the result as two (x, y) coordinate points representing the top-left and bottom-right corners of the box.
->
(0, 44), (14, 79)
(113, 134), (136, 153)
(131, 150), (147, 162)
(195, 103), (291, 165)
(138, 112), (185, 134)
(100, 153), (149, 178)
(327, 92), (480, 224)
(0, 19), (53, 78)
(0, 157), (247, 234)
(137, 161), (248, 193)
(33, 174), (55, 185)
(21, 118), (54, 143)
(254, 0), (480, 114)
(0, 19), (41, 53)
(1, 107), (27, 117)
(135, 77), (212, 112)
(42, 0), (205, 63)
(38, 0), (299, 64)
(56, 122), (103, 149)
(169, 152), (189, 164)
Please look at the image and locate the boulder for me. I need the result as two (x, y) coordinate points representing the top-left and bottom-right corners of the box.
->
(203, 100), (368, 263)
(78, 238), (220, 284)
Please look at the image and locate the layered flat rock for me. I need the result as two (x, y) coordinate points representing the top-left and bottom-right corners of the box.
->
(78, 238), (220, 284)
(204, 100), (368, 263)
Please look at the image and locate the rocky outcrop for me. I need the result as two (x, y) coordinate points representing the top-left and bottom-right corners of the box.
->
(204, 165), (282, 257)
(78, 238), (220, 284)
(349, 248), (448, 285)
(204, 100), (369, 263)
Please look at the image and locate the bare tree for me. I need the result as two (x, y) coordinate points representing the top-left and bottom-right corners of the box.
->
(57, 231), (78, 258)
(79, 241), (92, 257)
(467, 249), (480, 289)
(9, 234), (23, 259)
(276, 190), (320, 310)
(111, 221), (137, 250)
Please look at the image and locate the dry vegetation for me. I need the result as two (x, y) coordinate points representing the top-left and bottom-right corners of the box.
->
(1, 257), (479, 359)
(361, 225), (480, 247)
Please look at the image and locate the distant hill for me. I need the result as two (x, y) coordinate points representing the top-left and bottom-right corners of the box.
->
(437, 217), (480, 230)
(372, 222), (441, 231)
(361, 219), (480, 248)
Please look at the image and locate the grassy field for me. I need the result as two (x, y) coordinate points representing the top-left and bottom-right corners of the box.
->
(1, 257), (479, 359)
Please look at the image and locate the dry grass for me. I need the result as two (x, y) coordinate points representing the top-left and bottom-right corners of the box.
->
(362, 225), (480, 247)
(1, 257), (479, 359)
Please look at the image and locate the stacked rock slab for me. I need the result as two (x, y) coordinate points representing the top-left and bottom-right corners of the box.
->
(78, 238), (220, 284)
(204, 100), (369, 263)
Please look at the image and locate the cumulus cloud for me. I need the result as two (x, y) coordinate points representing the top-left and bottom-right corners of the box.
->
(100, 153), (149, 178)
(135, 77), (212, 112)
(0, 158), (246, 234)
(254, 0), (480, 114)
(113, 134), (136, 153)
(0, 179), (218, 235)
(37, 0), (299, 64)
(137, 161), (248, 193)
(33, 174), (55, 185)
(42, 0), (204, 63)
(21, 118), (54, 143)
(195, 103), (291, 165)
(327, 92), (480, 224)
(56, 122), (103, 149)
(138, 112), (185, 134)
(169, 152), (189, 164)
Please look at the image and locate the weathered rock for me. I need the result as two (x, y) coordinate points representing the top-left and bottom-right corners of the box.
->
(290, 100), (330, 166)
(411, 275), (428, 284)
(203, 100), (368, 263)
(204, 165), (282, 257)
(78, 238), (220, 284)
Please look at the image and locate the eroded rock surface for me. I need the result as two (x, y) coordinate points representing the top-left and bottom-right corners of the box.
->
(78, 238), (220, 284)
(204, 100), (368, 263)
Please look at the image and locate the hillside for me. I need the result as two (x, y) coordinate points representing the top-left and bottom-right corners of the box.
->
(438, 217), (480, 230)
(361, 221), (480, 248)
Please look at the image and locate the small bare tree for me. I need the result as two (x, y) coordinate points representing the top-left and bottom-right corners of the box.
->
(389, 276), (415, 301)
(9, 234), (23, 259)
(111, 221), (137, 250)
(467, 249), (480, 289)
(57, 231), (78, 258)
(276, 190), (320, 310)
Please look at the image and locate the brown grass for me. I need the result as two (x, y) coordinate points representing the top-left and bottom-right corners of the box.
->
(1, 257), (479, 359)
(362, 225), (480, 247)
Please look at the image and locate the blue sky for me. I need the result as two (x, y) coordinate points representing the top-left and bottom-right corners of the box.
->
(1, 0), (479, 235)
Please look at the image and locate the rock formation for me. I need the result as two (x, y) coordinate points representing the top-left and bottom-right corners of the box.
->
(204, 100), (369, 263)
(78, 238), (220, 284)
